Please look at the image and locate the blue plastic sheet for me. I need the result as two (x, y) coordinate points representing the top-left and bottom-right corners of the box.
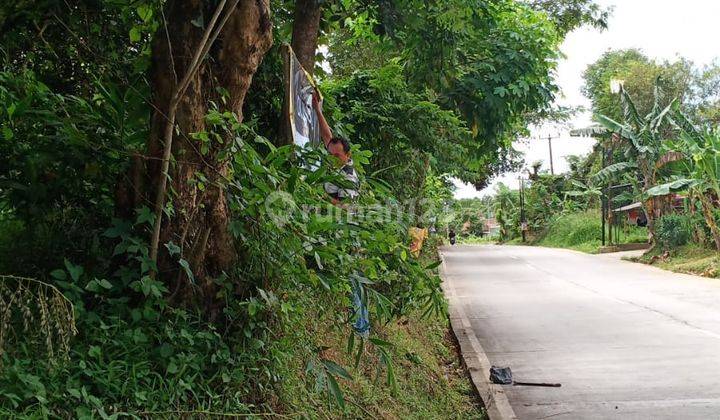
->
(350, 273), (370, 338)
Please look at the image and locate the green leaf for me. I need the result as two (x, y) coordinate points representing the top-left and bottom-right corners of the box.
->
(385, 354), (397, 392)
(325, 372), (345, 410)
(346, 332), (355, 355)
(179, 259), (195, 284)
(129, 26), (142, 43)
(165, 241), (181, 257)
(64, 259), (84, 282)
(354, 337), (364, 369)
(646, 178), (696, 197)
(570, 179), (588, 189)
(85, 279), (100, 292)
(88, 345), (101, 358)
(493, 86), (509, 97)
(167, 361), (178, 374)
(135, 206), (155, 226)
(131, 309), (142, 322)
(378, 347), (397, 394)
(369, 338), (393, 347)
(321, 359), (352, 380)
(136, 4), (153, 22)
(134, 391), (147, 402)
(424, 260), (442, 270)
(592, 162), (637, 184)
(314, 252), (324, 270)
(103, 219), (131, 238)
(97, 278), (113, 289)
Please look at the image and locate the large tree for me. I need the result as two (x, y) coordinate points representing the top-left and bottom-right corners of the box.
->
(326, 0), (610, 189)
(290, 0), (322, 73)
(583, 49), (694, 122)
(339, 0), (563, 188)
(142, 0), (273, 304)
(691, 61), (720, 125)
(527, 0), (609, 35)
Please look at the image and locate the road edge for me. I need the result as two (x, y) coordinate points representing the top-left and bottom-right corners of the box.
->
(439, 247), (518, 420)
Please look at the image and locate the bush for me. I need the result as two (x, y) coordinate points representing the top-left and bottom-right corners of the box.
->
(0, 114), (450, 415)
(656, 214), (691, 250)
(538, 211), (601, 252)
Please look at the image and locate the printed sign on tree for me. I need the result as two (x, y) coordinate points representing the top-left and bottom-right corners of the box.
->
(285, 45), (321, 148)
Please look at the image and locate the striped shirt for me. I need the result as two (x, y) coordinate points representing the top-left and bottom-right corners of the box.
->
(324, 159), (360, 201)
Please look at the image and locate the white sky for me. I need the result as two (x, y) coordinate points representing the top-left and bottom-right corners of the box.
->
(454, 0), (720, 198)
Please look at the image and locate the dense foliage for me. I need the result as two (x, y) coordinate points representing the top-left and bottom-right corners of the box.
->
(656, 214), (691, 250)
(0, 0), (608, 416)
(583, 49), (693, 122)
(326, 0), (607, 188)
(322, 64), (471, 198)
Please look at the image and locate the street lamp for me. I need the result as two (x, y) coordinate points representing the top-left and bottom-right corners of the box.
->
(604, 79), (624, 247)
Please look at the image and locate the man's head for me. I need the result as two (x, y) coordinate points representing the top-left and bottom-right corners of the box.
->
(327, 137), (351, 163)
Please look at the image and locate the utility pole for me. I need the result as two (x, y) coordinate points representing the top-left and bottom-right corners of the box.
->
(606, 145), (614, 246)
(519, 176), (526, 242)
(601, 145), (606, 247)
(607, 79), (624, 247)
(538, 134), (560, 175)
(548, 134), (555, 175)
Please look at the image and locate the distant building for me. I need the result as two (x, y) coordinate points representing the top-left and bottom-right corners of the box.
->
(613, 194), (685, 226)
(613, 202), (646, 226)
(484, 218), (500, 236)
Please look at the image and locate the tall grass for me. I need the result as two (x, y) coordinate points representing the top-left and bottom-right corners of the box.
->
(535, 210), (647, 253)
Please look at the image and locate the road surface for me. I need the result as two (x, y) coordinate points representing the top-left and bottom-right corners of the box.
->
(442, 245), (720, 419)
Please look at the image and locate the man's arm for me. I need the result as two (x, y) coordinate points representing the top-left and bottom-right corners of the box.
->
(312, 91), (333, 147)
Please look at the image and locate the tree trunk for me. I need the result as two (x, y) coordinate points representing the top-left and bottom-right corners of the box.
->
(278, 0), (322, 146)
(144, 0), (272, 309)
(291, 0), (321, 75)
(689, 193), (707, 244)
(642, 166), (657, 245)
(699, 193), (720, 251)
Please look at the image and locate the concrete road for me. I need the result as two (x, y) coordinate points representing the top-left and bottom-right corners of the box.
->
(442, 245), (720, 419)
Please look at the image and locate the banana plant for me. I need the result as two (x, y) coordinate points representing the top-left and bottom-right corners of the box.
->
(493, 184), (519, 240)
(646, 113), (720, 249)
(594, 82), (676, 241)
(564, 179), (602, 209)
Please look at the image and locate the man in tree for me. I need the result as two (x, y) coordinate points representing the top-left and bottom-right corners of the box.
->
(312, 91), (360, 205)
(312, 91), (368, 337)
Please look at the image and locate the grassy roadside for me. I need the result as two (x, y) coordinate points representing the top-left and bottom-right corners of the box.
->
(504, 211), (647, 254)
(274, 236), (485, 419)
(630, 244), (720, 279)
(0, 211), (483, 419)
(276, 292), (486, 419)
(458, 235), (496, 245)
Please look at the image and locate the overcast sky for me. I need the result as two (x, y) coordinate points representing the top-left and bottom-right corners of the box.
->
(454, 0), (720, 198)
